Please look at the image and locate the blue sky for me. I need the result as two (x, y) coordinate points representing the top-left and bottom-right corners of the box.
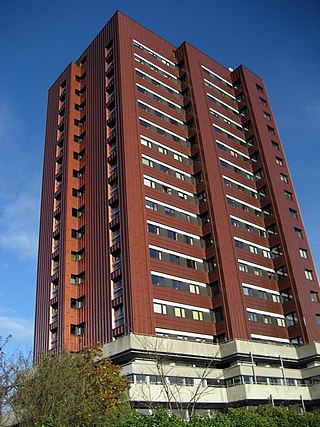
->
(0, 0), (319, 351)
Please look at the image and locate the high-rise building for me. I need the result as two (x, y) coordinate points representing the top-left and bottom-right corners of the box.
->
(34, 11), (320, 411)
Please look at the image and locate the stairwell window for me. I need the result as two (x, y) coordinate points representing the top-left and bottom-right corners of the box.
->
(305, 270), (313, 280)
(299, 248), (308, 259)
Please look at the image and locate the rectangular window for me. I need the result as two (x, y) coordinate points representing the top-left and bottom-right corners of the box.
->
(178, 191), (188, 200)
(167, 230), (178, 240)
(276, 157), (283, 166)
(146, 200), (157, 210)
(239, 263), (248, 272)
(249, 245), (258, 254)
(174, 307), (186, 318)
(173, 153), (183, 162)
(247, 312), (258, 322)
(316, 315), (320, 326)
(295, 228), (303, 238)
(272, 140), (279, 150)
(299, 248), (308, 258)
(148, 224), (160, 234)
(256, 84), (264, 92)
(192, 311), (203, 321)
(311, 292), (318, 302)
(285, 191), (293, 201)
(158, 146), (168, 154)
(150, 248), (162, 259)
(277, 317), (286, 328)
(154, 303), (167, 314)
(305, 270), (313, 280)
(280, 174), (288, 182)
(142, 158), (153, 167)
(259, 97), (267, 106)
(189, 284), (200, 294)
(163, 185), (172, 195)
(152, 275), (165, 286)
(160, 165), (169, 173)
(144, 178), (155, 188)
(263, 111), (271, 120)
(289, 209), (298, 219)
(267, 125), (275, 134)
(169, 254), (180, 264)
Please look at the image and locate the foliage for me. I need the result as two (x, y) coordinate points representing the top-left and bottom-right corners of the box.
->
(1, 340), (129, 427)
(117, 406), (320, 427)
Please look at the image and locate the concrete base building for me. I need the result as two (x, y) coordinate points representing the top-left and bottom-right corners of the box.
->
(34, 11), (320, 410)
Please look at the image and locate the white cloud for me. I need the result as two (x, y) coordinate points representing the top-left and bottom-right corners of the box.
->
(0, 190), (40, 260)
(0, 306), (34, 343)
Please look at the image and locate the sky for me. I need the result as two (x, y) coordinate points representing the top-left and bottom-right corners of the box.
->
(0, 0), (319, 352)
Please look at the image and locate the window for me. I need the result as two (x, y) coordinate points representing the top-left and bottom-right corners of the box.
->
(192, 311), (203, 321)
(271, 140), (279, 150)
(285, 191), (293, 201)
(175, 172), (185, 180)
(146, 200), (157, 210)
(281, 289), (292, 303)
(167, 230), (178, 240)
(311, 292), (318, 302)
(299, 248), (308, 259)
(189, 284), (200, 294)
(178, 191), (188, 200)
(163, 185), (172, 195)
(141, 138), (152, 148)
(263, 111), (271, 120)
(267, 125), (275, 134)
(247, 312), (258, 322)
(276, 157), (283, 166)
(173, 153), (183, 162)
(280, 174), (288, 182)
(165, 207), (174, 216)
(289, 209), (298, 219)
(169, 254), (180, 264)
(305, 270), (313, 280)
(158, 146), (168, 155)
(152, 275), (165, 286)
(70, 322), (85, 335)
(259, 97), (267, 106)
(148, 224), (160, 234)
(184, 235), (194, 245)
(144, 178), (155, 188)
(249, 245), (258, 254)
(150, 248), (162, 259)
(174, 307), (186, 317)
(239, 263), (248, 272)
(142, 157), (153, 167)
(235, 240), (244, 249)
(172, 280), (182, 290)
(295, 228), (303, 238)
(256, 84), (264, 93)
(186, 259), (197, 269)
(160, 165), (169, 174)
(243, 287), (254, 297)
(154, 303), (167, 314)
(286, 313), (298, 327)
(316, 315), (320, 326)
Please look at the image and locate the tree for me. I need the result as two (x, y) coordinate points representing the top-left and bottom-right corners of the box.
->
(2, 343), (129, 427)
(0, 335), (31, 426)
(130, 335), (224, 420)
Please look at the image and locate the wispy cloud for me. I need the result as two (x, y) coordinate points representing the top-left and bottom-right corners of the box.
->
(0, 306), (34, 343)
(0, 190), (40, 260)
(0, 100), (41, 261)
